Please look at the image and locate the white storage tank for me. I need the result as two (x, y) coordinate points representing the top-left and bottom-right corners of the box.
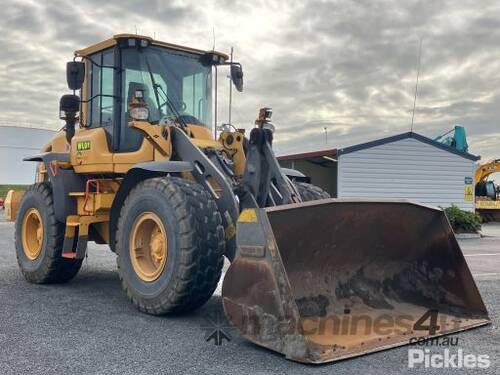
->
(0, 125), (56, 185)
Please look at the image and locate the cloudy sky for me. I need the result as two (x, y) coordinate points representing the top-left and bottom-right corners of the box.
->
(1, 0), (499, 161)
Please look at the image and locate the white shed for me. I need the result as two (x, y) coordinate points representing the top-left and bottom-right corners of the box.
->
(337, 132), (479, 211)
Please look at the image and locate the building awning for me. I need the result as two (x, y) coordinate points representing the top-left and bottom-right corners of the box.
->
(277, 149), (338, 167)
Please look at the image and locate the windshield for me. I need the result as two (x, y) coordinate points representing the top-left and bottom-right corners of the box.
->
(121, 46), (212, 127)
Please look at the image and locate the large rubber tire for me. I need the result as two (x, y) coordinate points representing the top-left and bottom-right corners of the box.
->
(294, 182), (330, 202)
(116, 177), (225, 315)
(15, 183), (82, 283)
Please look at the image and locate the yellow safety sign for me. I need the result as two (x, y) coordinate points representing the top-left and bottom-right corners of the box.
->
(465, 184), (474, 201)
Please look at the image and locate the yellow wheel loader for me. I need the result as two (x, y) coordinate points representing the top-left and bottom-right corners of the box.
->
(8, 34), (489, 363)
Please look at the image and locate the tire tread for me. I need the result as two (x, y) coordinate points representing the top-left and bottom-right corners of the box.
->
(294, 181), (331, 201)
(116, 177), (225, 315)
(15, 183), (82, 284)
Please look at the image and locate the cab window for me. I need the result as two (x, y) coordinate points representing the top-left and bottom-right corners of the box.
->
(87, 48), (114, 135)
(183, 72), (208, 122)
(117, 45), (213, 152)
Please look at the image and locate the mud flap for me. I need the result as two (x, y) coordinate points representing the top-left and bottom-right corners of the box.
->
(222, 199), (490, 364)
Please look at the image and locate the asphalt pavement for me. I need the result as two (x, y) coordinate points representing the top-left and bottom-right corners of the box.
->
(0, 217), (499, 374)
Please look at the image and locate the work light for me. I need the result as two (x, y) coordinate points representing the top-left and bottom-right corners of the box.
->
(130, 107), (149, 121)
(129, 89), (149, 121)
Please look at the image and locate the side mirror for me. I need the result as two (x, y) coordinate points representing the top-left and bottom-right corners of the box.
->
(66, 61), (85, 90)
(230, 64), (244, 92)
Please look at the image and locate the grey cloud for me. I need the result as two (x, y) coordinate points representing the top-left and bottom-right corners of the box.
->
(3, 2), (44, 34)
(0, 0), (499, 160)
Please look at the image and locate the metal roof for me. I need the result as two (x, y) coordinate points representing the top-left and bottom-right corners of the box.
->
(75, 34), (229, 60)
(337, 131), (480, 161)
(277, 131), (480, 163)
(277, 148), (337, 161)
(277, 149), (338, 167)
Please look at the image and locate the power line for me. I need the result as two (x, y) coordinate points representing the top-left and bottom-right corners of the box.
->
(410, 38), (422, 133)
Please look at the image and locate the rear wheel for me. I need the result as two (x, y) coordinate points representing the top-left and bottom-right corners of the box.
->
(294, 182), (330, 201)
(116, 177), (225, 315)
(15, 183), (82, 283)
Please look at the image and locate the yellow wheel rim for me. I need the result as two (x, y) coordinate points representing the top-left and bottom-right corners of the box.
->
(130, 212), (168, 282)
(22, 208), (44, 261)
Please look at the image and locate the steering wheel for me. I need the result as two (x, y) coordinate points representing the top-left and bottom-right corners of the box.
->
(159, 115), (177, 126)
(159, 100), (187, 115)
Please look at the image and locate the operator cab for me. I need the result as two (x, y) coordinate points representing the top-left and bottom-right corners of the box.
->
(66, 34), (237, 153)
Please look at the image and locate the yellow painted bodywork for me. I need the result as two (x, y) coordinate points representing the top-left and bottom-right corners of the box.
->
(238, 209), (258, 223)
(65, 214), (110, 238)
(70, 126), (157, 174)
(476, 200), (500, 209)
(50, 122), (248, 246)
(44, 130), (70, 152)
(75, 34), (229, 60)
(76, 34), (227, 127)
(36, 162), (47, 183)
(21, 207), (44, 260)
(219, 130), (247, 177)
(4, 190), (25, 221)
(188, 125), (222, 149)
(70, 192), (115, 216)
(41, 121), (246, 179)
(130, 121), (172, 159)
(26, 34), (247, 248)
(64, 122), (244, 175)
(129, 211), (168, 282)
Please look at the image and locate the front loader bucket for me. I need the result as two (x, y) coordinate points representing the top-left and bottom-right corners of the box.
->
(222, 199), (490, 364)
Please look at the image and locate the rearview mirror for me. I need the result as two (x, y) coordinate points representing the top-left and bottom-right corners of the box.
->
(230, 64), (244, 92)
(66, 61), (85, 90)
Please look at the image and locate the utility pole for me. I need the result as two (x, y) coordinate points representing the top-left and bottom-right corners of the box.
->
(228, 47), (234, 125)
(324, 127), (328, 145)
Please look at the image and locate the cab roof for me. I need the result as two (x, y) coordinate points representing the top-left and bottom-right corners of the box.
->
(75, 33), (229, 60)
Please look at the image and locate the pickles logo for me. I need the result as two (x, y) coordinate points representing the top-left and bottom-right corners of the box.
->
(76, 141), (91, 151)
(408, 348), (490, 368)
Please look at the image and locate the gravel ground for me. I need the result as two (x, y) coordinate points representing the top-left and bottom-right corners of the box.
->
(0, 217), (498, 374)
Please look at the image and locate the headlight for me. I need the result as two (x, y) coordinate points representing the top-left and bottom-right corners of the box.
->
(130, 107), (149, 121)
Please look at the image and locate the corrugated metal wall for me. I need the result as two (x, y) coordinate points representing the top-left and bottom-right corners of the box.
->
(0, 126), (56, 185)
(338, 137), (476, 211)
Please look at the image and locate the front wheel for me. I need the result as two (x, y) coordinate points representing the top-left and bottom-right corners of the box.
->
(116, 177), (225, 315)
